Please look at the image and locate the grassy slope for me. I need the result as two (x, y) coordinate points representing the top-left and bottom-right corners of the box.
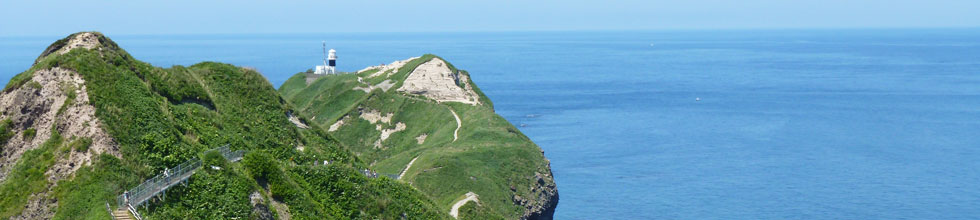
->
(279, 55), (552, 219)
(0, 32), (447, 219)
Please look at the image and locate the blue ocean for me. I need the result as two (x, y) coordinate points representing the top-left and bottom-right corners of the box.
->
(3, 29), (980, 219)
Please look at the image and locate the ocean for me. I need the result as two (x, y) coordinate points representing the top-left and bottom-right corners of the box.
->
(3, 29), (980, 219)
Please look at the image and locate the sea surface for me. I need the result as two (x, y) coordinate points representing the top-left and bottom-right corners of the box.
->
(3, 29), (980, 219)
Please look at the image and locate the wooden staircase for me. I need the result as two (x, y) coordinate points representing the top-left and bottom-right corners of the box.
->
(111, 208), (133, 220)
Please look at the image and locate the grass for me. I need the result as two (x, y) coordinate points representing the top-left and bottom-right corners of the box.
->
(69, 137), (93, 152)
(52, 154), (139, 220)
(0, 127), (64, 218)
(281, 54), (551, 219)
(0, 32), (448, 219)
(23, 128), (36, 141)
(0, 119), (14, 145)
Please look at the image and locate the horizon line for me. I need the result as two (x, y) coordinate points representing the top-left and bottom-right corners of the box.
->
(3, 26), (980, 38)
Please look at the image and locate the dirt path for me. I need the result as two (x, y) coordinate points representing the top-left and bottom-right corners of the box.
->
(449, 192), (479, 219)
(398, 156), (419, 179)
(450, 108), (461, 142)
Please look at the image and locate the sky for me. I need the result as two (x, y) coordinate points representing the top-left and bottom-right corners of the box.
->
(1, 0), (979, 36)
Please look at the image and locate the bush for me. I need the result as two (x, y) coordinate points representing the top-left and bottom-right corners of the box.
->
(269, 181), (299, 201)
(242, 151), (281, 183)
(202, 150), (227, 169)
(27, 81), (41, 90)
(0, 119), (13, 145)
(22, 128), (36, 140)
(68, 137), (92, 152)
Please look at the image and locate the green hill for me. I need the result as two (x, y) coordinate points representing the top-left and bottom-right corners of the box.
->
(0, 32), (447, 219)
(279, 55), (558, 219)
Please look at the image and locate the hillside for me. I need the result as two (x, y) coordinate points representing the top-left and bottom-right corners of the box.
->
(0, 32), (448, 219)
(279, 55), (558, 219)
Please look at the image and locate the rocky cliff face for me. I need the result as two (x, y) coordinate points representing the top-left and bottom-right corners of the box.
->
(516, 168), (558, 220)
(0, 64), (120, 219)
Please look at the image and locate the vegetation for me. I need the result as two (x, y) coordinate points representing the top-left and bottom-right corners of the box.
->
(23, 128), (36, 141)
(69, 137), (93, 152)
(280, 55), (553, 219)
(0, 32), (448, 219)
(0, 119), (13, 145)
(57, 82), (78, 115)
(0, 127), (63, 218)
(458, 202), (504, 220)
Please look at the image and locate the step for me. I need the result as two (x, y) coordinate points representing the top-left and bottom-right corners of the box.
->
(113, 209), (134, 220)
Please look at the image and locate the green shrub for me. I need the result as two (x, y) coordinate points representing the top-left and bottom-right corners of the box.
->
(22, 128), (36, 140)
(269, 181), (299, 201)
(243, 151), (281, 183)
(202, 150), (227, 169)
(3, 71), (34, 92)
(27, 81), (42, 90)
(0, 119), (13, 145)
(67, 137), (92, 152)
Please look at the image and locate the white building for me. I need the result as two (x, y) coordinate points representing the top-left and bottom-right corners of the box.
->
(314, 41), (337, 75)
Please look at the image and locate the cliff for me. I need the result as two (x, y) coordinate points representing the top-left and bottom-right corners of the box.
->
(279, 55), (558, 219)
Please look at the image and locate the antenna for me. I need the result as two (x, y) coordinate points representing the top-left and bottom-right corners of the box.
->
(322, 41), (328, 67)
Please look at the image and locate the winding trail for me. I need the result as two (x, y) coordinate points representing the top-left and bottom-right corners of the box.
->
(398, 156), (419, 179)
(449, 192), (479, 219)
(450, 108), (461, 142)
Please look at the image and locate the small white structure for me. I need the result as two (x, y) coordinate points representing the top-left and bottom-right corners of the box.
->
(314, 41), (337, 74)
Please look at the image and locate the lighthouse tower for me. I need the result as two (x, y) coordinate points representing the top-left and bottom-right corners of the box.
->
(327, 48), (337, 74)
(314, 41), (337, 75)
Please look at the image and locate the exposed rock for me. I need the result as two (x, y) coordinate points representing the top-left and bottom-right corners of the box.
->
(0, 67), (120, 182)
(328, 116), (348, 132)
(35, 32), (107, 63)
(397, 58), (480, 105)
(10, 192), (56, 220)
(57, 32), (101, 55)
(0, 67), (120, 219)
(358, 57), (420, 78)
(516, 170), (558, 220)
(415, 134), (427, 145)
(358, 109), (392, 124)
(250, 191), (274, 220)
(374, 122), (406, 148)
(287, 112), (309, 129)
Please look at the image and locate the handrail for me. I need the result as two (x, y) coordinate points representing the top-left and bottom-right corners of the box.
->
(116, 145), (245, 209)
(128, 203), (143, 220)
(106, 202), (116, 220)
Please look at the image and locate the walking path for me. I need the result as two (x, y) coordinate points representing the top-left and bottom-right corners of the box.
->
(449, 192), (479, 219)
(450, 108), (461, 142)
(398, 156), (419, 179)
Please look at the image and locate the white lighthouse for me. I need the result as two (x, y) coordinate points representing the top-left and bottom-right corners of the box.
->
(314, 41), (337, 75)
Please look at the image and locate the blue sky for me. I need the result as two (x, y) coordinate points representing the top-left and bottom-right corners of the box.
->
(1, 0), (979, 36)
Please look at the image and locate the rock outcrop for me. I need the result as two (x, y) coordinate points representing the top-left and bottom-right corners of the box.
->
(516, 169), (558, 220)
(397, 58), (481, 105)
(0, 67), (120, 219)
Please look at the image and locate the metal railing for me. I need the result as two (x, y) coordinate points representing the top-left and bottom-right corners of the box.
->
(105, 202), (116, 220)
(127, 203), (143, 220)
(359, 169), (399, 179)
(116, 145), (245, 209)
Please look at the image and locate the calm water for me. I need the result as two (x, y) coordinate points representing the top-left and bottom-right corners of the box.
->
(3, 30), (980, 219)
